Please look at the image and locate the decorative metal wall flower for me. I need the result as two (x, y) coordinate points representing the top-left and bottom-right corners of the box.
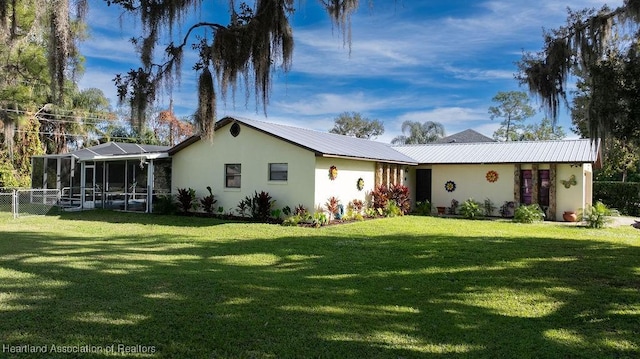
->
(329, 165), (338, 180)
(445, 180), (456, 192)
(356, 177), (364, 191)
(485, 170), (499, 183)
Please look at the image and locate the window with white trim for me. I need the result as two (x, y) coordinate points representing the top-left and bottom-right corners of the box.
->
(225, 164), (241, 188)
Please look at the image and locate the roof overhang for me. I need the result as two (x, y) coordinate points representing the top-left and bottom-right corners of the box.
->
(81, 152), (170, 162)
(319, 153), (417, 166)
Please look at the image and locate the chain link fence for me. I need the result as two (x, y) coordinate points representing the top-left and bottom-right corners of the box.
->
(0, 188), (61, 219)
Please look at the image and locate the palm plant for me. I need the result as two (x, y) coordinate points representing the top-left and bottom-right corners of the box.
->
(391, 121), (445, 145)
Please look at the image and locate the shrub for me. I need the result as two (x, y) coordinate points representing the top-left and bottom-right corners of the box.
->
(414, 200), (431, 216)
(460, 198), (483, 220)
(594, 181), (640, 216)
(282, 206), (292, 216)
(312, 212), (328, 227)
(364, 207), (379, 218)
(384, 201), (403, 217)
(294, 204), (308, 216)
(388, 183), (411, 214)
(350, 199), (364, 213)
(578, 201), (620, 228)
(253, 191), (275, 220)
(153, 194), (175, 214)
(270, 208), (282, 220)
(282, 215), (301, 226)
(483, 198), (496, 216)
(200, 186), (217, 214)
(176, 187), (198, 214)
(325, 196), (340, 220)
(371, 184), (389, 210)
(238, 191), (275, 220)
(513, 204), (545, 223)
(237, 197), (251, 217)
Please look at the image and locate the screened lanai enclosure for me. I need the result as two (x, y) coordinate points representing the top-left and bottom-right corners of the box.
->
(31, 142), (172, 212)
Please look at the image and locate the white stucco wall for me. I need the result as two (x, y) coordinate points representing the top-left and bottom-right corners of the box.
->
(424, 163), (591, 220)
(313, 157), (375, 213)
(171, 122), (316, 213)
(430, 164), (515, 215)
(555, 163), (588, 220)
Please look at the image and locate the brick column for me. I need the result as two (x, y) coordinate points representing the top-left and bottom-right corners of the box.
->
(375, 162), (383, 188)
(549, 163), (557, 220)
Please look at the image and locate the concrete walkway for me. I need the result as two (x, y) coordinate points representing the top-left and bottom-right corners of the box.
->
(610, 216), (640, 228)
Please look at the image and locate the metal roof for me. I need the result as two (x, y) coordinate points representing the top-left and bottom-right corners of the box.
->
(174, 117), (418, 164)
(35, 142), (171, 161)
(393, 139), (600, 164)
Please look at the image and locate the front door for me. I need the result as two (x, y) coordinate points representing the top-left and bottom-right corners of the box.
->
(415, 169), (432, 203)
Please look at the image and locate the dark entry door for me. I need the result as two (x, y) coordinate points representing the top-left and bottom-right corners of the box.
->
(415, 169), (432, 203)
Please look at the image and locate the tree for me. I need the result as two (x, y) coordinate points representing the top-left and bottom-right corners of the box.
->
(595, 139), (640, 182)
(329, 112), (384, 139)
(488, 91), (536, 141)
(518, 3), (640, 142)
(107, 0), (360, 138)
(391, 121), (445, 145)
(0, 1), (87, 107)
(519, 118), (566, 141)
(148, 103), (194, 146)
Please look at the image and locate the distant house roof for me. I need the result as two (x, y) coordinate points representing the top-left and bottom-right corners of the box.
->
(393, 139), (601, 165)
(170, 116), (418, 165)
(435, 129), (495, 143)
(35, 142), (171, 161)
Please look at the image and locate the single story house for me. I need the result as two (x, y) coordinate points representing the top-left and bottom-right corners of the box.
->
(169, 117), (417, 215)
(32, 116), (601, 221)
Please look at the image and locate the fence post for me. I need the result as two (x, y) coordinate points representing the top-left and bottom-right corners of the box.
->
(12, 189), (18, 219)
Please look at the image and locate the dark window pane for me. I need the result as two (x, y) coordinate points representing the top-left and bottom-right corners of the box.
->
(269, 163), (288, 181)
(225, 164), (241, 188)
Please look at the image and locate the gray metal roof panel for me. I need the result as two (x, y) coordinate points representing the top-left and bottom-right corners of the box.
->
(393, 139), (599, 164)
(221, 117), (418, 164)
(64, 142), (170, 161)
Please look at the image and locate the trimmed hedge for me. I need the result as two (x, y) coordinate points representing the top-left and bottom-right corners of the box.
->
(593, 181), (640, 216)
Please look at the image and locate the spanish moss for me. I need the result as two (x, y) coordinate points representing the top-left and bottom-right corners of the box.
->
(519, 2), (640, 142)
(112, 0), (360, 136)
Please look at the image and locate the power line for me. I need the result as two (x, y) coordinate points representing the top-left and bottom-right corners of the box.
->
(1, 107), (118, 123)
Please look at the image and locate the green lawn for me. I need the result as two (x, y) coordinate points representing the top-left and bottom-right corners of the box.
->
(0, 211), (638, 358)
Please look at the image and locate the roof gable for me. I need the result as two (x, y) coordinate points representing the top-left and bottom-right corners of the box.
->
(171, 116), (418, 164)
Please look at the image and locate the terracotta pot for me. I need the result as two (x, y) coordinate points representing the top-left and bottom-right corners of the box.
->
(436, 207), (446, 215)
(563, 211), (577, 222)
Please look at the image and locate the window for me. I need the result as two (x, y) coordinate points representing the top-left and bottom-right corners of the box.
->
(230, 122), (241, 137)
(521, 169), (550, 206)
(538, 170), (550, 206)
(225, 164), (241, 188)
(269, 163), (288, 181)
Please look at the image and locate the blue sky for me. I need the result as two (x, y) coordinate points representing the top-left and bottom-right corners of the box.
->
(78, 0), (623, 143)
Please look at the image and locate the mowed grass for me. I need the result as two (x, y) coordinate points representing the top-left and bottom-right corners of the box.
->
(0, 211), (639, 358)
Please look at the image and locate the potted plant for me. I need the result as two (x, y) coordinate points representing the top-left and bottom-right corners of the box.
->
(563, 210), (578, 222)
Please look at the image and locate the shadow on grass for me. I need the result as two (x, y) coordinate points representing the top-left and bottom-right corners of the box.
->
(54, 209), (234, 227)
(0, 223), (638, 358)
